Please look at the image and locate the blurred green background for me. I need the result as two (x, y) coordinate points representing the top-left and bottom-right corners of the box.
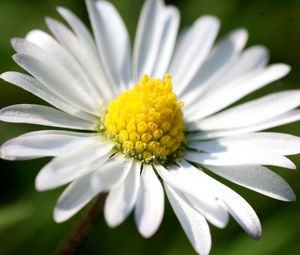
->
(0, 0), (300, 254)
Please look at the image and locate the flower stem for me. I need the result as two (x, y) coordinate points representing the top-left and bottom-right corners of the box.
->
(56, 193), (107, 255)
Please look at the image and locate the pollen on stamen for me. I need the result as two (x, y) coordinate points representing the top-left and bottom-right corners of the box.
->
(103, 74), (185, 164)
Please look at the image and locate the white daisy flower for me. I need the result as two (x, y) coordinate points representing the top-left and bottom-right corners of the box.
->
(1, 0), (299, 254)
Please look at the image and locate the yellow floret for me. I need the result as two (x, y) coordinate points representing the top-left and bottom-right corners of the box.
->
(104, 74), (185, 163)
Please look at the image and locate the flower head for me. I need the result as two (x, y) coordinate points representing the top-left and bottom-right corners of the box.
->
(1, 0), (299, 254)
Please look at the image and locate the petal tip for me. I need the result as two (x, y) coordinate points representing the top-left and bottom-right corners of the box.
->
(104, 216), (120, 229)
(56, 6), (66, 13)
(269, 63), (291, 77)
(279, 63), (291, 75)
(10, 38), (23, 51)
(45, 16), (55, 26)
(35, 171), (50, 192)
(137, 227), (155, 239)
(106, 220), (119, 229)
(233, 28), (249, 41)
(286, 191), (296, 202)
(289, 162), (297, 170)
(12, 53), (22, 63)
(104, 205), (122, 229)
(248, 225), (262, 241)
(0, 146), (8, 160)
(35, 177), (45, 192)
(253, 230), (262, 241)
(0, 72), (7, 81)
(202, 15), (220, 25)
(53, 209), (68, 223)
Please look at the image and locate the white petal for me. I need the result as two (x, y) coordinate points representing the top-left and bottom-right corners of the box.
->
(57, 6), (98, 57)
(171, 16), (220, 94)
(104, 161), (141, 227)
(24, 30), (100, 100)
(151, 6), (180, 79)
(156, 164), (229, 228)
(0, 72), (93, 121)
(187, 110), (300, 140)
(12, 37), (100, 107)
(133, 0), (177, 80)
(36, 139), (113, 191)
(183, 45), (269, 112)
(185, 194), (228, 229)
(13, 52), (98, 115)
(191, 90), (300, 131)
(86, 0), (131, 89)
(172, 27), (189, 60)
(54, 173), (100, 223)
(92, 156), (133, 191)
(217, 45), (269, 83)
(132, 0), (162, 80)
(179, 29), (248, 99)
(184, 151), (296, 169)
(165, 184), (211, 255)
(0, 104), (95, 130)
(57, 7), (114, 98)
(205, 165), (296, 201)
(186, 45), (269, 104)
(43, 20), (114, 101)
(0, 130), (95, 160)
(54, 156), (125, 223)
(189, 132), (300, 156)
(220, 192), (261, 240)
(179, 159), (262, 240)
(135, 164), (164, 238)
(186, 64), (291, 121)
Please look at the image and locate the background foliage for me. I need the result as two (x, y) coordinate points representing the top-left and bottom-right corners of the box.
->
(0, 0), (300, 254)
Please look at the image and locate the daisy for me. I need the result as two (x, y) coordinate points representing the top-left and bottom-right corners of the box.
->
(1, 0), (299, 254)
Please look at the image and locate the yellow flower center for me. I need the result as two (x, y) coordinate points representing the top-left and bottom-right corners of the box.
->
(104, 74), (185, 163)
